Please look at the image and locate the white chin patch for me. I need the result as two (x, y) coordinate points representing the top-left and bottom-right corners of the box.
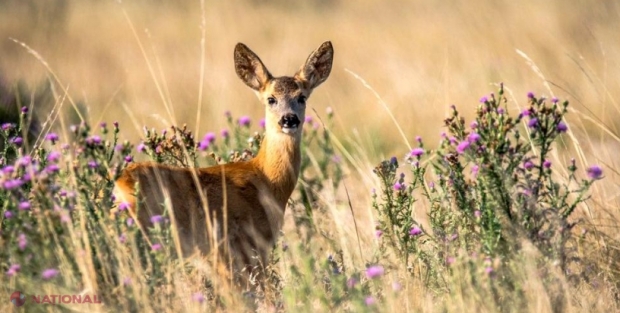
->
(281, 126), (298, 134)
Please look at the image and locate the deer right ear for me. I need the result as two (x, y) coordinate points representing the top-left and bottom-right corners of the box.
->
(234, 43), (272, 91)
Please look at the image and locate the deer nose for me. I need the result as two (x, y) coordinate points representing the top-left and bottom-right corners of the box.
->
(278, 114), (300, 129)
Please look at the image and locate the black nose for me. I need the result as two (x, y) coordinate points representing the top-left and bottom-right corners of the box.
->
(278, 114), (300, 128)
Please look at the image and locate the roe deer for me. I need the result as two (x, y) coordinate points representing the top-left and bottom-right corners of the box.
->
(114, 41), (334, 278)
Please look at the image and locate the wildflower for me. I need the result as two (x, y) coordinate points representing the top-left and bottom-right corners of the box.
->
(45, 133), (59, 143)
(18, 234), (27, 250)
(6, 264), (21, 277)
(497, 107), (505, 114)
(224, 110), (232, 118)
(390, 156), (398, 165)
(365, 265), (384, 279)
(471, 164), (479, 178)
(150, 215), (164, 224)
(470, 121), (478, 129)
(375, 230), (383, 239)
(474, 210), (481, 218)
(10, 137), (23, 146)
(42, 268), (59, 280)
(528, 118), (538, 128)
(100, 122), (107, 129)
(192, 293), (205, 303)
(137, 142), (146, 153)
(456, 141), (470, 154)
(88, 161), (99, 169)
(118, 202), (131, 211)
(527, 92), (535, 99)
(238, 116), (251, 127)
(151, 243), (162, 251)
(409, 227), (422, 236)
(557, 121), (568, 133)
(21, 106), (28, 114)
(47, 151), (61, 162)
(409, 147), (424, 157)
(346, 277), (358, 288)
(446, 257), (456, 265)
(18, 201), (30, 210)
(46, 164), (60, 173)
(586, 165), (603, 180)
(123, 277), (132, 286)
(126, 218), (134, 227)
(2, 165), (14, 174)
(523, 161), (534, 170)
(365, 296), (376, 306)
(87, 135), (102, 145)
(467, 132), (481, 143)
(3, 179), (23, 190)
(203, 132), (216, 144)
(113, 122), (119, 130)
(1, 123), (14, 130)
(485, 266), (494, 274)
(16, 156), (31, 167)
(543, 160), (552, 168)
(221, 129), (229, 138)
(415, 135), (422, 143)
(4, 211), (13, 219)
(326, 106), (333, 117)
(332, 155), (342, 163)
(551, 97), (559, 104)
(197, 140), (210, 151)
(392, 281), (402, 291)
(119, 233), (127, 244)
(124, 155), (133, 163)
(479, 96), (488, 103)
(393, 182), (405, 191)
(304, 116), (313, 123)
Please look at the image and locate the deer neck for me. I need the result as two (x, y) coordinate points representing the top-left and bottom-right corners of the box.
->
(251, 130), (302, 207)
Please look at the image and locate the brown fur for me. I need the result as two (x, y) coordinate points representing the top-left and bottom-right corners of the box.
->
(114, 41), (333, 278)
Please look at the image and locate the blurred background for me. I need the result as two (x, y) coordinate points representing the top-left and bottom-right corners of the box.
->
(0, 0), (619, 157)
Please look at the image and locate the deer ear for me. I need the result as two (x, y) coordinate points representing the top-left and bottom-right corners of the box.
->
(296, 41), (334, 90)
(234, 43), (272, 91)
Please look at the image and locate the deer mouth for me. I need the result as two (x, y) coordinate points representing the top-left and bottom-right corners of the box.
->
(278, 114), (300, 134)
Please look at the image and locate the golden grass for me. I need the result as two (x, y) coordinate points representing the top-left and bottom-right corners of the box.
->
(1, 0), (619, 312)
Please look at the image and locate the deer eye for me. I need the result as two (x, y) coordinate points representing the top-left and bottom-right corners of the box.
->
(298, 95), (307, 105)
(267, 97), (277, 106)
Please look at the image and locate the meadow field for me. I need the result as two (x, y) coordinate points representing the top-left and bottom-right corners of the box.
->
(1, 0), (619, 312)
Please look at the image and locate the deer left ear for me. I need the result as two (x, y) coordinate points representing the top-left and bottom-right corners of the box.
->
(296, 41), (334, 90)
(234, 43), (273, 91)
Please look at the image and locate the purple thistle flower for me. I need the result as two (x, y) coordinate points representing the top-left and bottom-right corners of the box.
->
(113, 121), (119, 129)
(192, 293), (205, 303)
(2, 165), (14, 174)
(151, 243), (162, 251)
(470, 121), (478, 129)
(6, 264), (21, 277)
(46, 164), (60, 174)
(1, 123), (14, 131)
(220, 129), (229, 138)
(100, 122), (107, 129)
(126, 218), (134, 227)
(21, 106), (28, 114)
(392, 281), (402, 291)
(137, 142), (146, 153)
(45, 133), (59, 143)
(409, 147), (424, 157)
(474, 210), (482, 218)
(471, 164), (479, 178)
(485, 266), (494, 274)
(238, 116), (251, 127)
(18, 201), (30, 210)
(197, 140), (209, 151)
(47, 151), (61, 162)
(155, 145), (163, 154)
(118, 202), (131, 211)
(456, 141), (470, 154)
(346, 277), (358, 288)
(393, 182), (405, 191)
(521, 109), (531, 117)
(224, 110), (232, 118)
(123, 277), (131, 286)
(87, 135), (102, 145)
(365, 296), (376, 306)
(409, 227), (422, 236)
(479, 96), (488, 103)
(204, 132), (216, 144)
(551, 97), (559, 104)
(497, 107), (505, 114)
(150, 215), (164, 224)
(88, 161), (99, 169)
(4, 211), (14, 219)
(586, 165), (603, 180)
(527, 92), (535, 99)
(415, 135), (422, 143)
(523, 161), (534, 170)
(3, 179), (24, 190)
(41, 268), (59, 280)
(557, 121), (568, 133)
(124, 155), (133, 163)
(543, 160), (552, 168)
(375, 230), (383, 239)
(468, 132), (481, 143)
(528, 118), (538, 128)
(10, 137), (23, 146)
(119, 233), (127, 244)
(365, 265), (384, 279)
(304, 116), (313, 123)
(18, 233), (27, 250)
